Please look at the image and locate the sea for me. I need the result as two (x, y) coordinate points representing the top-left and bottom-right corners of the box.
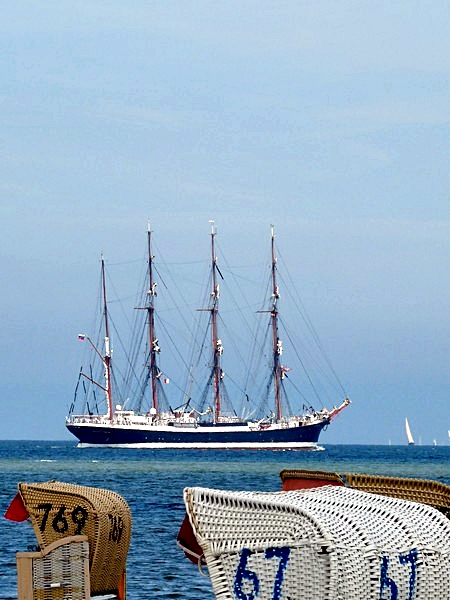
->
(1, 441), (449, 599)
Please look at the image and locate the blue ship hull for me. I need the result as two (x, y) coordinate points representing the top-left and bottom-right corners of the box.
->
(66, 420), (329, 449)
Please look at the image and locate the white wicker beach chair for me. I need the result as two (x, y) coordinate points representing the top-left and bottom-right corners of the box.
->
(184, 485), (450, 600)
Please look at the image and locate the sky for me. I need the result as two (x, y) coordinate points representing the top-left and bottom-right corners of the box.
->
(1, 0), (449, 445)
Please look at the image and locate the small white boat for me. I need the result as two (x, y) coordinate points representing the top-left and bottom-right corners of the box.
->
(405, 417), (415, 445)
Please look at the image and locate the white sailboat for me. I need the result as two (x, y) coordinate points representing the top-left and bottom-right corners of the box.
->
(405, 417), (415, 445)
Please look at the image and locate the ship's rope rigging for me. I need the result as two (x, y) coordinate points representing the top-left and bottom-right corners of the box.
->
(211, 244), (269, 416)
(276, 249), (347, 399)
(72, 231), (348, 422)
(108, 254), (198, 414)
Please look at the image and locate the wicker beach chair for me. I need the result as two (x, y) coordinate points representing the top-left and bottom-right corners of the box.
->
(184, 485), (450, 600)
(7, 481), (131, 600)
(280, 468), (450, 518)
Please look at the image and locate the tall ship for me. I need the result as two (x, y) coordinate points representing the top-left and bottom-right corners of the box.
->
(66, 224), (350, 449)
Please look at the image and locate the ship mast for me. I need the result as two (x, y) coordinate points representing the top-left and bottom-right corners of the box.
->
(146, 223), (160, 414)
(270, 226), (283, 421)
(101, 255), (114, 421)
(209, 221), (223, 422)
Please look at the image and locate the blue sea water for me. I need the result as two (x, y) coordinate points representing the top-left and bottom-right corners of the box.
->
(1, 441), (449, 599)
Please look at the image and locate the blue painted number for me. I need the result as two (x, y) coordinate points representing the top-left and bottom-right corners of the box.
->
(233, 546), (291, 600)
(399, 549), (418, 600)
(379, 549), (418, 600)
(265, 547), (291, 600)
(234, 548), (259, 600)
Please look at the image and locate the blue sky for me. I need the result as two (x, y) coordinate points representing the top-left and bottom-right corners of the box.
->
(1, 0), (449, 444)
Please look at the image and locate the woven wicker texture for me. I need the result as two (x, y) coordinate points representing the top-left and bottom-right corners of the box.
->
(280, 469), (450, 518)
(345, 473), (450, 518)
(280, 469), (344, 486)
(184, 485), (450, 600)
(18, 481), (131, 596)
(17, 536), (90, 600)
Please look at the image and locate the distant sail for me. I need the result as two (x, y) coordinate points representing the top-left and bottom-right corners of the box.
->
(405, 417), (415, 445)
